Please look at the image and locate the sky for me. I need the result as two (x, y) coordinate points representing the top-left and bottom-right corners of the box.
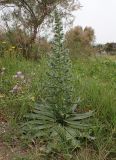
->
(73, 0), (116, 44)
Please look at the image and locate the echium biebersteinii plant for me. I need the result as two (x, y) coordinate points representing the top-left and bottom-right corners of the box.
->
(46, 11), (73, 119)
(22, 11), (93, 142)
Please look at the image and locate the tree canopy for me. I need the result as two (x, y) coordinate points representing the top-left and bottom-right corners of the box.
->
(0, 0), (80, 43)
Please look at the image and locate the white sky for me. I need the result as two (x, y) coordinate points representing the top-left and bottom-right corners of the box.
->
(73, 0), (116, 44)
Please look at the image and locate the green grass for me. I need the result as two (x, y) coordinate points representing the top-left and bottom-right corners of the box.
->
(0, 56), (47, 119)
(0, 56), (116, 160)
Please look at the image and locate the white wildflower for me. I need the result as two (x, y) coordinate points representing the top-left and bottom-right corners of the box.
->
(17, 71), (22, 76)
(13, 75), (18, 78)
(10, 84), (22, 93)
(2, 67), (6, 71)
(13, 71), (25, 80)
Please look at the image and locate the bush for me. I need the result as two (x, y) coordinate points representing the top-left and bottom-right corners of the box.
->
(0, 28), (51, 60)
(65, 26), (95, 58)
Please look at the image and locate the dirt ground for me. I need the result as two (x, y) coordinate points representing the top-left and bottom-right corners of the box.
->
(0, 112), (27, 160)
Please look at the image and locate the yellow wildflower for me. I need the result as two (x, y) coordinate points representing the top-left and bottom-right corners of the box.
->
(0, 94), (5, 98)
(2, 41), (6, 44)
(11, 46), (16, 49)
(30, 96), (35, 102)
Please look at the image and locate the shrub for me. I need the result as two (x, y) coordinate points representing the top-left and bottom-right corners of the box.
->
(65, 26), (95, 58)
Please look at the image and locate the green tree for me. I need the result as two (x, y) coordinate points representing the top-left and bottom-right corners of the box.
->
(0, 0), (80, 45)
